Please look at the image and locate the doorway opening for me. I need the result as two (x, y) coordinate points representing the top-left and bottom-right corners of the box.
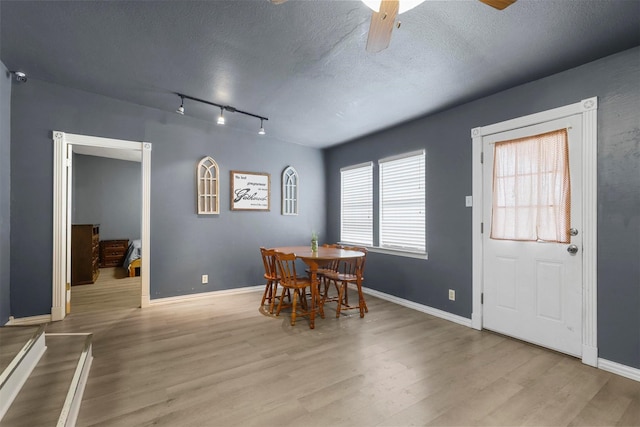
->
(70, 153), (142, 313)
(52, 132), (151, 321)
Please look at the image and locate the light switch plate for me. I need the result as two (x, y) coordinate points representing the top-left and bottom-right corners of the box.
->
(465, 196), (473, 207)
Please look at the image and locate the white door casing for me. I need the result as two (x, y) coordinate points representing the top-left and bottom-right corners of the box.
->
(471, 98), (598, 366)
(66, 143), (73, 313)
(52, 132), (151, 321)
(482, 115), (583, 357)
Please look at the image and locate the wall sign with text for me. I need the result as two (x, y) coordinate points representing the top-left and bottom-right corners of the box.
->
(230, 171), (271, 211)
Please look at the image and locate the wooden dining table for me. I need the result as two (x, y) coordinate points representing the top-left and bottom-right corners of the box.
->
(270, 245), (365, 328)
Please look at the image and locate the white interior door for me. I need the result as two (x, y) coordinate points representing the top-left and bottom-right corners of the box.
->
(482, 114), (583, 357)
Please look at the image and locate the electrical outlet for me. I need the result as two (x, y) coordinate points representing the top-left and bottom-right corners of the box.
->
(202, 274), (208, 284)
(448, 289), (456, 301)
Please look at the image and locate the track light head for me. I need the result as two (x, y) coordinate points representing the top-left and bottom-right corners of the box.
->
(217, 107), (225, 125)
(176, 95), (185, 115)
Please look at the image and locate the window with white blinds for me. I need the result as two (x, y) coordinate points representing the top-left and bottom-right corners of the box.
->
(379, 150), (426, 253)
(340, 162), (373, 246)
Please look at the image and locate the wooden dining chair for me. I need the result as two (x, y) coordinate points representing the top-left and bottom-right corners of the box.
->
(260, 247), (289, 314)
(322, 246), (368, 318)
(274, 252), (316, 327)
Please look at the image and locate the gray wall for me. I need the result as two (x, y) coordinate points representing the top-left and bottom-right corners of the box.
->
(325, 47), (640, 369)
(0, 62), (11, 324)
(10, 78), (325, 316)
(72, 154), (141, 241)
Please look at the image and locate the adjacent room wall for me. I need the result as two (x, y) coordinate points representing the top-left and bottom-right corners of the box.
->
(325, 47), (640, 369)
(0, 61), (11, 324)
(72, 153), (141, 241)
(10, 79), (325, 317)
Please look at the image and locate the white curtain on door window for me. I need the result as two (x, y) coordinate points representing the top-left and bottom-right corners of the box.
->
(491, 128), (571, 243)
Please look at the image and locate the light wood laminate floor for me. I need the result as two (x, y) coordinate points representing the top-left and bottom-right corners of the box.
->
(0, 326), (39, 374)
(41, 281), (639, 427)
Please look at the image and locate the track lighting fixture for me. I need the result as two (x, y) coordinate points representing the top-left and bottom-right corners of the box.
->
(175, 93), (268, 134)
(176, 96), (185, 115)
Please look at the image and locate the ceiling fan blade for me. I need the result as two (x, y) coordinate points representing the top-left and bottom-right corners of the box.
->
(366, 0), (399, 53)
(478, 0), (516, 10)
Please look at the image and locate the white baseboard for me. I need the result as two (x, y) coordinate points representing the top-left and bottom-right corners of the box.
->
(362, 287), (473, 328)
(598, 358), (640, 382)
(5, 314), (52, 326)
(149, 285), (262, 306)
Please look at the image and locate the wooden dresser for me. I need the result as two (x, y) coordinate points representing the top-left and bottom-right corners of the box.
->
(71, 224), (100, 285)
(99, 239), (129, 268)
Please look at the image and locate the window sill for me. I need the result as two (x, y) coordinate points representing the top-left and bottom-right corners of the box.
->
(339, 243), (428, 260)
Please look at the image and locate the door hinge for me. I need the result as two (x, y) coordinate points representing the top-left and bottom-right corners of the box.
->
(481, 293), (484, 304)
(480, 152), (484, 164)
(480, 222), (484, 234)
(65, 158), (72, 168)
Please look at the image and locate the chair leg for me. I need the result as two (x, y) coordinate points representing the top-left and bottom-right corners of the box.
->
(322, 278), (340, 303)
(275, 287), (288, 317)
(358, 282), (368, 315)
(261, 280), (271, 307)
(354, 277), (368, 315)
(269, 282), (278, 314)
(356, 282), (365, 318)
(322, 278), (329, 301)
(290, 289), (298, 326)
(336, 282), (345, 318)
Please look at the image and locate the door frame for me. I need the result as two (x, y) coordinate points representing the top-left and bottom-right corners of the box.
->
(52, 131), (152, 321)
(471, 97), (598, 366)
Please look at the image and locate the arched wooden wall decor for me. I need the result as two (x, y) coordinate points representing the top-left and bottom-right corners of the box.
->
(282, 166), (299, 215)
(197, 156), (220, 214)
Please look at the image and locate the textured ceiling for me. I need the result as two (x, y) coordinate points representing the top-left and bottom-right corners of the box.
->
(1, 0), (639, 148)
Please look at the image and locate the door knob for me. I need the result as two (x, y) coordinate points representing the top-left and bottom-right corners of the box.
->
(567, 244), (579, 255)
(569, 228), (579, 236)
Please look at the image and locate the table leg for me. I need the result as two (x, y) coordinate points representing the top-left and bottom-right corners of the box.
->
(309, 262), (317, 329)
(307, 261), (326, 329)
